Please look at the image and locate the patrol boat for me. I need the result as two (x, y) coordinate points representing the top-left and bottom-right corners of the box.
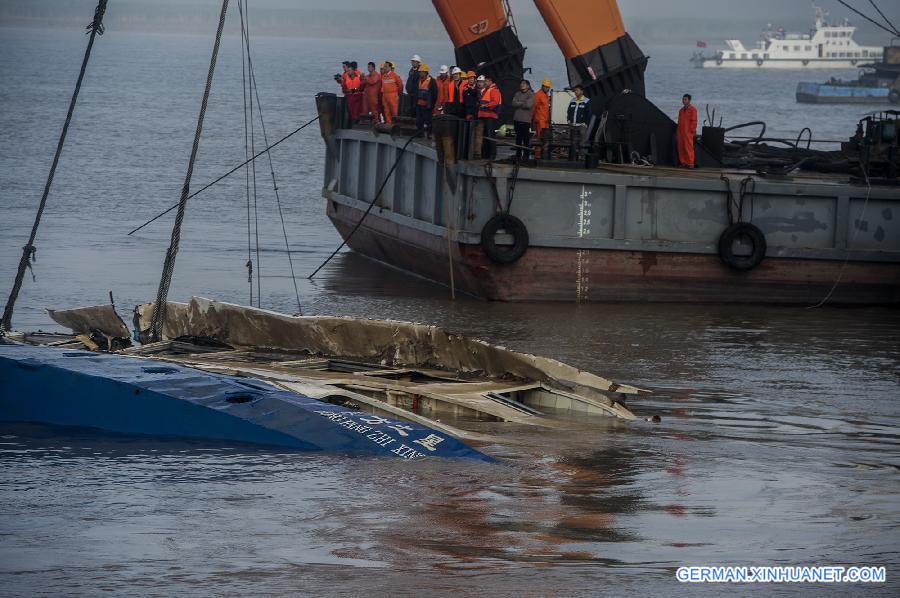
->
(316, 0), (900, 304)
(691, 5), (884, 69)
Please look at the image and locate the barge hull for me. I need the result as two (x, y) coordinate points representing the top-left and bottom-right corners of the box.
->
(328, 201), (900, 304)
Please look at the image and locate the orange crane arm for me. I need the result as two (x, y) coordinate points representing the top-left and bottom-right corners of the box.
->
(432, 0), (508, 48)
(533, 0), (647, 102)
(432, 0), (526, 122)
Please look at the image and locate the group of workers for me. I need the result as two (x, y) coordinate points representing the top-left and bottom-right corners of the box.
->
(336, 56), (699, 167)
(336, 55), (555, 160)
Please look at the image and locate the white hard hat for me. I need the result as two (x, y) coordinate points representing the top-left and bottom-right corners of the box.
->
(476, 75), (486, 81)
(411, 54), (421, 62)
(439, 65), (449, 74)
(451, 67), (463, 75)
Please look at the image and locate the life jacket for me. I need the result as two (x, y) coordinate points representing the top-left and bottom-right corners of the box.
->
(478, 84), (502, 119)
(342, 71), (361, 93)
(444, 79), (463, 104)
(417, 76), (434, 107)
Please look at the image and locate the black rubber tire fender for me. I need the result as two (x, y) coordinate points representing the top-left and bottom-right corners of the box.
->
(889, 89), (900, 105)
(756, 58), (764, 67)
(481, 214), (529, 264)
(802, 59), (810, 66)
(718, 222), (767, 271)
(716, 57), (723, 66)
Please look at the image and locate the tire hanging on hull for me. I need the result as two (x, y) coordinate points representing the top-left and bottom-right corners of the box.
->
(481, 214), (528, 264)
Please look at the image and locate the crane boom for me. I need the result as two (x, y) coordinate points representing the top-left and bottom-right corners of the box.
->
(533, 0), (647, 102)
(432, 0), (525, 122)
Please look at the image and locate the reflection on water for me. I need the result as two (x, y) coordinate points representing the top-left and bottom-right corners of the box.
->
(1, 27), (899, 595)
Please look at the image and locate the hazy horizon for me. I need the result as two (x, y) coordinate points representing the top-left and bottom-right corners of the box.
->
(1, 0), (897, 45)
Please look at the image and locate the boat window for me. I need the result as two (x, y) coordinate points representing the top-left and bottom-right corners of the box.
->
(794, 45), (801, 51)
(741, 53), (747, 59)
(763, 53), (769, 59)
(752, 53), (758, 59)
(805, 46), (811, 51)
(729, 53), (735, 59)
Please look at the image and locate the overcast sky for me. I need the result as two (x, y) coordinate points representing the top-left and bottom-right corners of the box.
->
(99, 0), (898, 22)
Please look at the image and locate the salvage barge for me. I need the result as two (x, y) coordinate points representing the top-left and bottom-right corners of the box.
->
(0, 298), (641, 460)
(317, 0), (900, 304)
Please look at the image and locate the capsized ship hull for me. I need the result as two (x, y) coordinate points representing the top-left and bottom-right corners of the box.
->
(0, 343), (492, 461)
(321, 128), (900, 304)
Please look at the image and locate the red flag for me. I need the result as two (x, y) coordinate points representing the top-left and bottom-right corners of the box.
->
(696, 40), (707, 48)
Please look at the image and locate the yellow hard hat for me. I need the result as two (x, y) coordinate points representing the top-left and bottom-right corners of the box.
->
(419, 63), (430, 72)
(542, 78), (552, 88)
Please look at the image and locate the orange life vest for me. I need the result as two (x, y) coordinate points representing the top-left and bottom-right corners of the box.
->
(417, 76), (434, 107)
(478, 85), (501, 119)
(342, 71), (361, 93)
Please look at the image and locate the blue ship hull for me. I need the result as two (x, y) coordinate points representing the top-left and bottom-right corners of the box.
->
(0, 344), (491, 461)
(796, 81), (890, 104)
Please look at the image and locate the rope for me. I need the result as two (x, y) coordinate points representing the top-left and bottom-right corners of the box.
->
(808, 165), (873, 309)
(246, 3), (262, 307)
(149, 0), (229, 342)
(308, 132), (422, 280)
(239, 0), (253, 306)
(125, 116), (319, 236)
(239, 0), (303, 315)
(1, 0), (108, 335)
(868, 0), (899, 37)
(836, 1), (900, 37)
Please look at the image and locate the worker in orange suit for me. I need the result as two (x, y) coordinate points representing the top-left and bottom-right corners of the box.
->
(380, 61), (403, 124)
(532, 78), (551, 159)
(677, 93), (698, 168)
(362, 61), (382, 122)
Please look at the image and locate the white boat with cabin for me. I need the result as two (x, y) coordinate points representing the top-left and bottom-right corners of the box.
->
(692, 6), (884, 69)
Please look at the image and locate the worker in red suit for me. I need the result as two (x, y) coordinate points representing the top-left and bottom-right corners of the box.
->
(677, 93), (697, 168)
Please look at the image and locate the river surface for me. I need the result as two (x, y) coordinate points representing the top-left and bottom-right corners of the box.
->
(1, 22), (899, 596)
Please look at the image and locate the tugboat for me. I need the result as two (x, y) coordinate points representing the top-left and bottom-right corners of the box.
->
(691, 5), (884, 69)
(797, 44), (900, 103)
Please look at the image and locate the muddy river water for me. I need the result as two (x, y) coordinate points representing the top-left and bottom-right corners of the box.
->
(1, 26), (898, 595)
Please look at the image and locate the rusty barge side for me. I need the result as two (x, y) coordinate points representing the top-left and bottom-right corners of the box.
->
(321, 127), (900, 304)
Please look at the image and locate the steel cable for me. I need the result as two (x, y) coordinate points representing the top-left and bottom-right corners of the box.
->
(308, 132), (422, 280)
(125, 116), (319, 236)
(149, 0), (229, 341)
(239, 0), (303, 315)
(2, 0), (109, 334)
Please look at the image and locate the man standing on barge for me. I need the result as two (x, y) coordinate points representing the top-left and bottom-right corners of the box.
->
(677, 93), (698, 168)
